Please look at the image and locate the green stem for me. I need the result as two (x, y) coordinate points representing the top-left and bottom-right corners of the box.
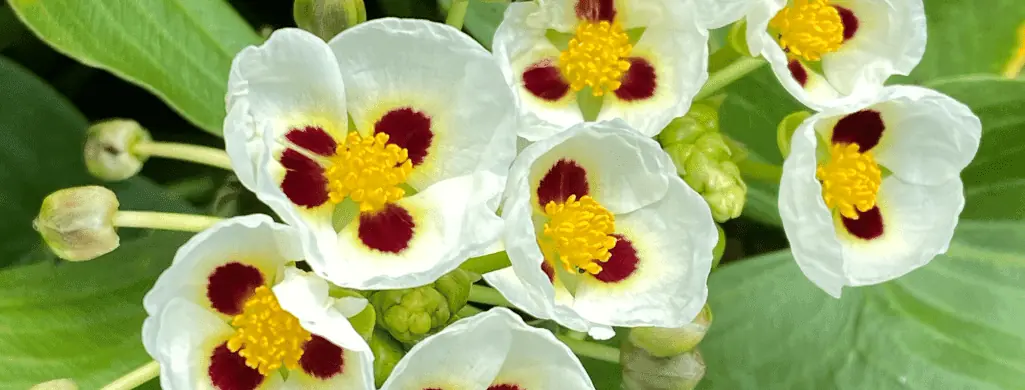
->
(556, 334), (621, 363)
(100, 361), (159, 390)
(736, 159), (783, 183)
(113, 211), (223, 233)
(468, 285), (513, 308)
(133, 141), (233, 171)
(445, 0), (470, 30)
(695, 57), (766, 101)
(460, 251), (512, 275)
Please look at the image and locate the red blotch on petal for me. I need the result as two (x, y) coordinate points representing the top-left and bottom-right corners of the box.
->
(286, 126), (337, 157)
(576, 0), (616, 22)
(358, 204), (416, 254)
(615, 58), (657, 102)
(841, 206), (884, 240)
(836, 6), (859, 41)
(523, 61), (571, 102)
(541, 260), (555, 283)
(788, 60), (809, 87)
(488, 385), (524, 390)
(594, 234), (639, 283)
(280, 149), (330, 208)
(300, 335), (345, 379)
(207, 262), (264, 316)
(375, 108), (433, 166)
(537, 159), (590, 208)
(209, 343), (265, 390)
(832, 110), (885, 152)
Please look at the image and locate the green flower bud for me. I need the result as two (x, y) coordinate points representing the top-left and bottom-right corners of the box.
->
(30, 379), (77, 390)
(371, 285), (452, 344)
(777, 111), (812, 159)
(370, 328), (405, 387)
(627, 305), (712, 358)
(293, 0), (367, 41)
(33, 186), (120, 262)
(433, 268), (473, 314)
(622, 342), (706, 390)
(83, 119), (151, 182)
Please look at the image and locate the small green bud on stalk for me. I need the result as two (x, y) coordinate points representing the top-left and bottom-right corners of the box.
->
(293, 0), (367, 41)
(30, 379), (77, 390)
(621, 342), (706, 390)
(33, 186), (119, 262)
(627, 305), (712, 358)
(370, 269), (474, 344)
(84, 119), (151, 182)
(370, 329), (405, 387)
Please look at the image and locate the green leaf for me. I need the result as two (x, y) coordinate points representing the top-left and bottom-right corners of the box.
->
(0, 56), (194, 388)
(436, 0), (507, 49)
(7, 0), (261, 136)
(700, 220), (1025, 389)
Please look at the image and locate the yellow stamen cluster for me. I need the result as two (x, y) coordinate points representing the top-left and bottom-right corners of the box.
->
(770, 0), (844, 61)
(817, 143), (882, 219)
(558, 21), (633, 96)
(326, 132), (413, 212)
(541, 195), (617, 274)
(227, 286), (312, 375)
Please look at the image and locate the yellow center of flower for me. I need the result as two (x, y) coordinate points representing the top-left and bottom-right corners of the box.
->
(541, 195), (617, 275)
(558, 21), (633, 96)
(326, 132), (413, 212)
(227, 286), (311, 375)
(816, 143), (882, 220)
(770, 0), (844, 61)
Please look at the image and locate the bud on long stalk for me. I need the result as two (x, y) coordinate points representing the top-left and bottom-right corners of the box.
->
(33, 186), (119, 261)
(84, 119), (151, 182)
(293, 0), (367, 40)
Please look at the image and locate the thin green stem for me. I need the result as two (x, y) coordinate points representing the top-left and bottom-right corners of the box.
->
(460, 251), (512, 275)
(133, 141), (233, 171)
(100, 361), (159, 390)
(556, 334), (621, 363)
(113, 211), (222, 233)
(695, 56), (766, 101)
(445, 0), (470, 30)
(468, 285), (513, 308)
(736, 159), (783, 183)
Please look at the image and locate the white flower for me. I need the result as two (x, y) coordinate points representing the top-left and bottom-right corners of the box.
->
(486, 120), (717, 339)
(142, 215), (374, 390)
(223, 21), (516, 290)
(779, 86), (981, 297)
(698, 0), (926, 109)
(380, 308), (595, 390)
(493, 0), (710, 140)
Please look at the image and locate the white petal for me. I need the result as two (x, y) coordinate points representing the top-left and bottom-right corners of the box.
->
(273, 268), (372, 353)
(744, 0), (787, 56)
(538, 0), (590, 31)
(758, 36), (853, 110)
(280, 348), (374, 390)
(143, 215), (301, 316)
(224, 97), (259, 192)
(691, 0), (759, 29)
(839, 177), (963, 286)
(822, 0), (927, 95)
(572, 179), (716, 328)
(779, 118), (848, 298)
(488, 308), (596, 390)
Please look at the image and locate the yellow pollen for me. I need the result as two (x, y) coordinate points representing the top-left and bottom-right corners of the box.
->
(816, 143), (882, 220)
(541, 195), (617, 275)
(326, 132), (413, 212)
(558, 21), (633, 96)
(770, 0), (844, 61)
(227, 286), (312, 375)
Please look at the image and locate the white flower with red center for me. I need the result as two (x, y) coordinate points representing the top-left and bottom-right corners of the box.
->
(779, 86), (981, 297)
(485, 120), (717, 339)
(380, 308), (595, 390)
(700, 0), (926, 109)
(493, 0), (710, 140)
(142, 215), (374, 390)
(224, 20), (516, 289)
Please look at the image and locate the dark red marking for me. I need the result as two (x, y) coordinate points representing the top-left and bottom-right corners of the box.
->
(206, 262), (264, 316)
(541, 260), (555, 283)
(374, 108), (433, 166)
(841, 206), (884, 240)
(299, 335), (345, 379)
(536, 159), (589, 208)
(523, 61), (571, 102)
(285, 126), (337, 157)
(576, 0), (616, 22)
(488, 385), (523, 390)
(280, 149), (330, 208)
(788, 60), (809, 87)
(208, 343), (265, 390)
(357, 204), (416, 253)
(831, 110), (885, 152)
(594, 234), (639, 283)
(614, 58), (657, 101)
(835, 6), (859, 41)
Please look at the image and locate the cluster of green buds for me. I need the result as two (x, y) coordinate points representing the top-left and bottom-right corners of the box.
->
(370, 269), (474, 345)
(622, 305), (713, 390)
(658, 103), (747, 223)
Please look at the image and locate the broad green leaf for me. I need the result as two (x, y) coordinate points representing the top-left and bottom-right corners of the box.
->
(0, 56), (194, 388)
(436, 0), (508, 49)
(700, 220), (1025, 389)
(8, 0), (261, 136)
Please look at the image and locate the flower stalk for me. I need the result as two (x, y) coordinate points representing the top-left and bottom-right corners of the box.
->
(113, 211), (223, 233)
(100, 361), (159, 390)
(132, 141), (233, 171)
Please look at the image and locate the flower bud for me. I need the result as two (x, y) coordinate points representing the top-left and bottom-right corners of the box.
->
(370, 284), (452, 345)
(776, 111), (812, 159)
(370, 328), (405, 387)
(33, 186), (120, 262)
(293, 0), (367, 41)
(622, 342), (706, 390)
(30, 379), (77, 390)
(83, 119), (151, 182)
(627, 305), (712, 358)
(432, 268), (473, 315)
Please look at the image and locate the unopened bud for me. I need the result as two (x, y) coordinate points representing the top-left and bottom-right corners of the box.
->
(432, 268), (473, 315)
(30, 379), (78, 390)
(628, 305), (712, 358)
(370, 329), (405, 387)
(33, 186), (120, 262)
(293, 0), (367, 41)
(776, 111), (812, 159)
(371, 284), (452, 345)
(622, 343), (706, 390)
(84, 119), (151, 182)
